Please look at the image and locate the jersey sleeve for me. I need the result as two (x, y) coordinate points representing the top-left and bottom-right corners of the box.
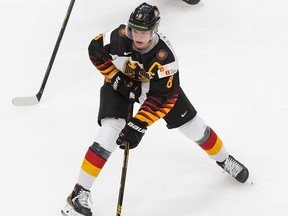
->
(88, 31), (119, 82)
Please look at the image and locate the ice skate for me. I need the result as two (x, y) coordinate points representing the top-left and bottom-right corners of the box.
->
(61, 184), (93, 216)
(217, 155), (249, 183)
(183, 0), (201, 5)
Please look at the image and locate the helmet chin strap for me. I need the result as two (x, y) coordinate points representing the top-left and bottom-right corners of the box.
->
(150, 27), (158, 41)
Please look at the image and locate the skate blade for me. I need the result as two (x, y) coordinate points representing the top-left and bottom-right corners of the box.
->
(246, 176), (254, 185)
(61, 203), (81, 216)
(219, 170), (254, 185)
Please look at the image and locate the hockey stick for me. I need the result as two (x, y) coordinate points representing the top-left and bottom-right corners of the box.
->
(116, 140), (130, 216)
(12, 0), (76, 106)
(116, 99), (134, 216)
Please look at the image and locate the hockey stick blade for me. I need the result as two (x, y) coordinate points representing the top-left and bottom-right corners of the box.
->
(12, 95), (40, 106)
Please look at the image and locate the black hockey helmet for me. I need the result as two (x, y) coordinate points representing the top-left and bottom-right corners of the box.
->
(128, 2), (160, 31)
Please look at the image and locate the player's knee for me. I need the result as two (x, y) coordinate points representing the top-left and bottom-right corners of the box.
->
(94, 117), (126, 152)
(101, 117), (126, 130)
(178, 115), (208, 142)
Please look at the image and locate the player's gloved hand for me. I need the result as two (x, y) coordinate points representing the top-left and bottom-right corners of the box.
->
(110, 72), (141, 99)
(124, 60), (152, 81)
(116, 117), (148, 149)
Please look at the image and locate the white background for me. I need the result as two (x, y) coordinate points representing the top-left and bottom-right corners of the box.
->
(1, 0), (288, 215)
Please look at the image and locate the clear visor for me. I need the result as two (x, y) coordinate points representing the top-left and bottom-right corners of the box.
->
(125, 25), (157, 41)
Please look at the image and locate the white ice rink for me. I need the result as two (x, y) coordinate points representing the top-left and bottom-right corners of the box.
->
(1, 0), (288, 215)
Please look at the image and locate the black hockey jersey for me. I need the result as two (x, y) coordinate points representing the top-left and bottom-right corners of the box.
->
(88, 24), (180, 126)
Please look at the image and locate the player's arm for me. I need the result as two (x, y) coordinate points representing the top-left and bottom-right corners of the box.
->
(88, 33), (119, 82)
(88, 31), (141, 98)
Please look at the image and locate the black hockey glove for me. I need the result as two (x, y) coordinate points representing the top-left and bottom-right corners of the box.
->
(116, 117), (148, 149)
(110, 72), (141, 99)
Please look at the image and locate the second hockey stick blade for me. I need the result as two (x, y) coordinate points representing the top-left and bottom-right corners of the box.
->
(12, 94), (40, 106)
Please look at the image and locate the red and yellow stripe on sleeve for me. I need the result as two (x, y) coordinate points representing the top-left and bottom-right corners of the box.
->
(89, 34), (119, 82)
(96, 60), (119, 82)
(135, 94), (178, 126)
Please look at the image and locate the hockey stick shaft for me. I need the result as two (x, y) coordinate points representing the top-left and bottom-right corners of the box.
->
(116, 141), (130, 216)
(37, 0), (76, 101)
(116, 101), (134, 216)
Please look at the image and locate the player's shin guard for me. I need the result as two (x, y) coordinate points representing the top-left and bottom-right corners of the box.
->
(78, 142), (111, 189)
(196, 126), (228, 162)
(178, 115), (228, 162)
(178, 116), (249, 183)
(197, 127), (249, 183)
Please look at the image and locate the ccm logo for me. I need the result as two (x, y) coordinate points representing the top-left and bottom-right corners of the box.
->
(128, 122), (146, 133)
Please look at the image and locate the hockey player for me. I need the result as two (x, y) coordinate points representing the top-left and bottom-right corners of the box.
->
(61, 2), (249, 216)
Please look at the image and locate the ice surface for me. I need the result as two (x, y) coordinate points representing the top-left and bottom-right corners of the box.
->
(1, 0), (288, 215)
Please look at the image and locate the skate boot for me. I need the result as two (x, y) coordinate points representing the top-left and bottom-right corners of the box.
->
(61, 184), (93, 216)
(217, 155), (249, 183)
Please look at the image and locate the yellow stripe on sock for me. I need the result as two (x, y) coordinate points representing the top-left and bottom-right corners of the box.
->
(205, 137), (223, 156)
(81, 158), (101, 177)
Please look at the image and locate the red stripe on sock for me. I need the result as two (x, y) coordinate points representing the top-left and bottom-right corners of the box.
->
(85, 148), (107, 169)
(199, 129), (217, 150)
